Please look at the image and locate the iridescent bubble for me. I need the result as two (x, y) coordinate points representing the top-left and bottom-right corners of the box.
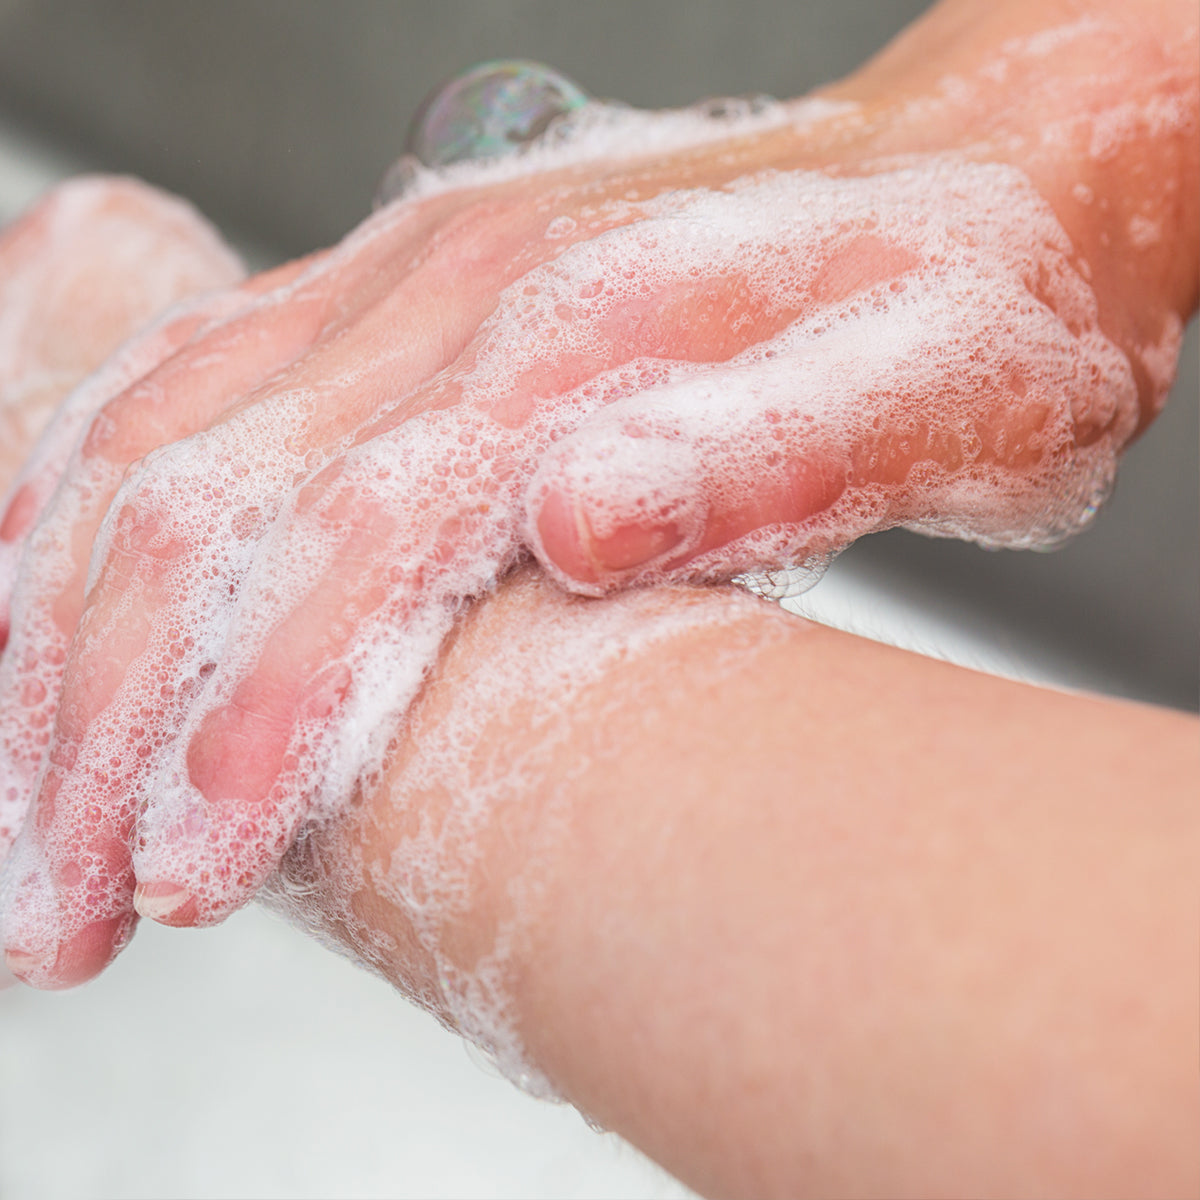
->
(406, 60), (590, 169)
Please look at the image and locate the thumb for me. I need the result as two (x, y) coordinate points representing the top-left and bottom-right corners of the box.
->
(524, 356), (858, 595)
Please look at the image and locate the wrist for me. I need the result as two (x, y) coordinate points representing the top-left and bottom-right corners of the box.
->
(821, 0), (1198, 427)
(265, 569), (776, 1095)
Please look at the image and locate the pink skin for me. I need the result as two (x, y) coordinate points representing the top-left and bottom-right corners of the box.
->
(0, 177), (247, 626)
(1, 4), (1194, 988)
(0, 176), (246, 985)
(0, 177), (243, 490)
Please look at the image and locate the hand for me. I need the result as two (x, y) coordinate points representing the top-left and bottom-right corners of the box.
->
(1, 1), (1194, 988)
(0, 175), (244, 602)
(0, 176), (243, 495)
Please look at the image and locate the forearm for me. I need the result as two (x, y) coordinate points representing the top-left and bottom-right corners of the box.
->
(281, 570), (1197, 1198)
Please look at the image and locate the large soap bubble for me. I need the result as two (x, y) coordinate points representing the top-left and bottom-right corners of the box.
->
(377, 60), (589, 206)
(407, 60), (590, 167)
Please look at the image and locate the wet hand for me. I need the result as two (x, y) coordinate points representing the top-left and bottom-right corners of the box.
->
(1, 16), (1192, 987)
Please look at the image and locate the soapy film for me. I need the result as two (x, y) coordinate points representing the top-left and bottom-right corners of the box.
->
(0, 94), (1145, 1023)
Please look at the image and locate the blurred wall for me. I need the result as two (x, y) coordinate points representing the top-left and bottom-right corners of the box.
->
(0, 0), (928, 255)
(0, 0), (1194, 708)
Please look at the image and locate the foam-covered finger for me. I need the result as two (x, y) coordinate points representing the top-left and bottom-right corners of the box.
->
(128, 409), (525, 927)
(526, 356), (858, 592)
(0, 392), (323, 982)
(1, 820), (139, 990)
(0, 254), (336, 873)
(132, 520), (408, 927)
(0, 301), (223, 860)
(0, 461), (226, 986)
(0, 495), (177, 987)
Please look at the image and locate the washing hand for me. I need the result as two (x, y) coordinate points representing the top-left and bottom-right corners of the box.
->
(1, 0), (1194, 988)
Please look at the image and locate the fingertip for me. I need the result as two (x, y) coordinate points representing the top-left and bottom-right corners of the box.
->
(2, 946), (39, 980)
(529, 423), (711, 592)
(4, 913), (134, 990)
(534, 477), (701, 592)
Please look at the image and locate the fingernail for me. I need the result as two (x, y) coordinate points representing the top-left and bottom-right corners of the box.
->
(532, 431), (704, 586)
(533, 486), (601, 586)
(133, 881), (196, 926)
(586, 516), (688, 573)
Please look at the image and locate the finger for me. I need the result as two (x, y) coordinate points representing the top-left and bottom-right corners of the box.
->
(526, 256), (1138, 594)
(0, 256), (326, 883)
(130, 407), (520, 929)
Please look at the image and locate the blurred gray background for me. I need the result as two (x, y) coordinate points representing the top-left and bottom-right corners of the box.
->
(0, 0), (1194, 709)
